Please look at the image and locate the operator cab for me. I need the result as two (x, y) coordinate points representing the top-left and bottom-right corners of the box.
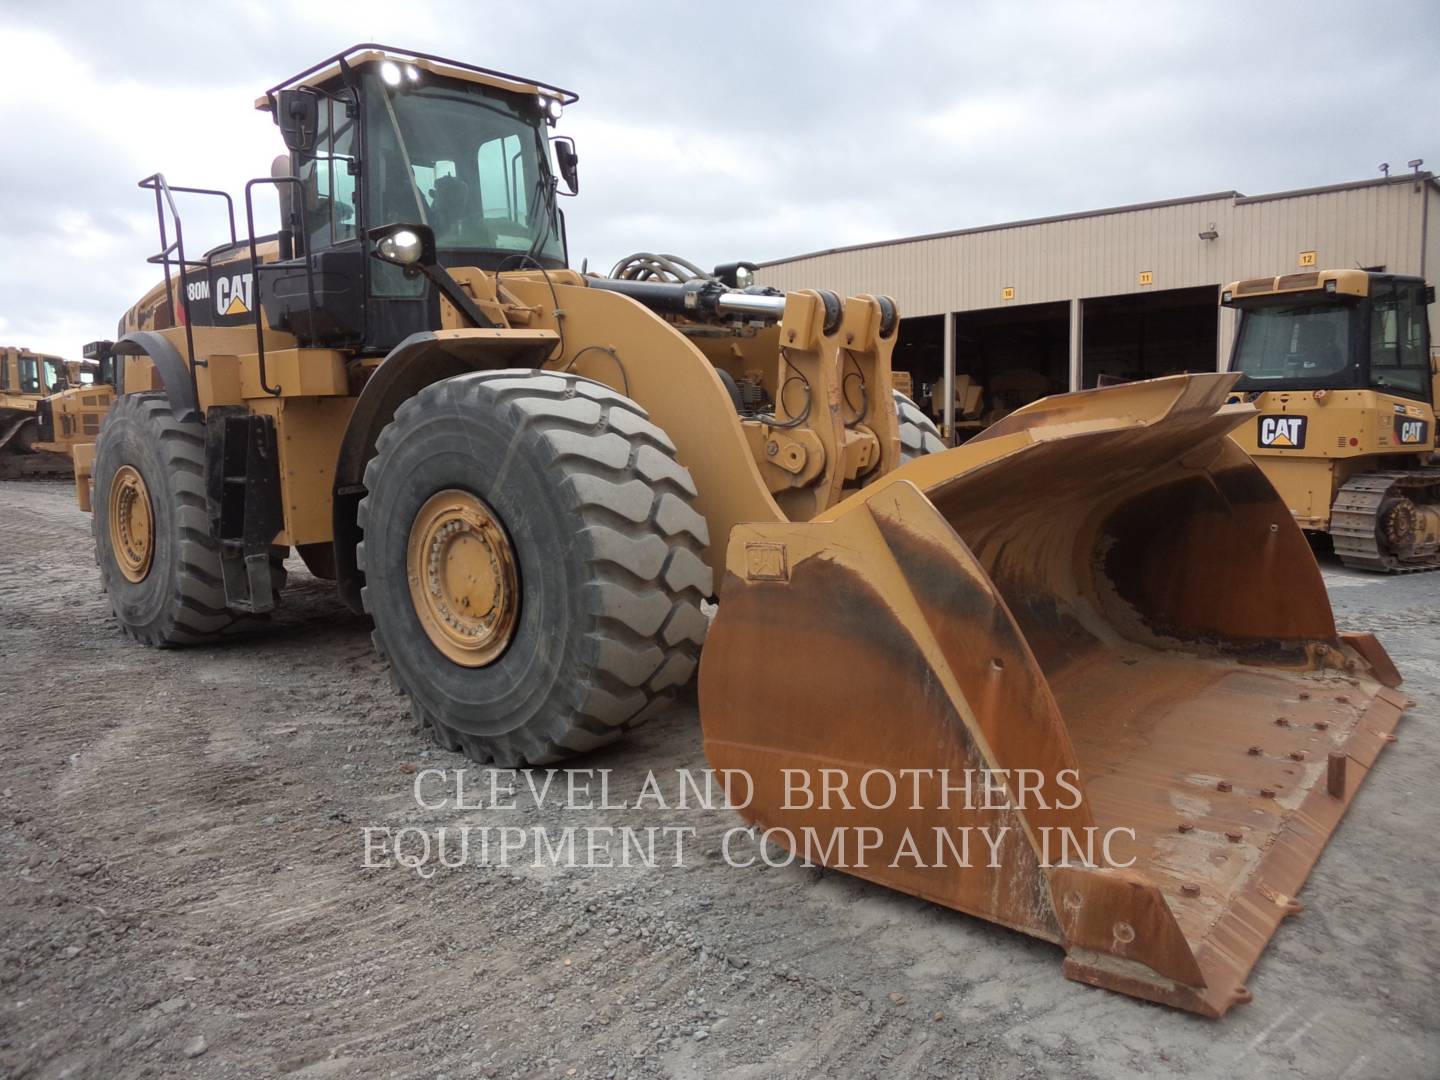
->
(1223, 270), (1434, 402)
(253, 45), (577, 354)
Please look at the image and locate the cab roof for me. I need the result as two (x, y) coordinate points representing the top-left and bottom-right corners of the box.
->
(254, 43), (578, 112)
(1221, 268), (1425, 303)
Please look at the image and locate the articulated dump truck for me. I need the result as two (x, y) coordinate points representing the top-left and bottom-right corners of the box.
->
(79, 44), (1407, 1017)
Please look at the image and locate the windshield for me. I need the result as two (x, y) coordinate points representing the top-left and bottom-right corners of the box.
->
(364, 71), (562, 265)
(1231, 303), (1355, 389)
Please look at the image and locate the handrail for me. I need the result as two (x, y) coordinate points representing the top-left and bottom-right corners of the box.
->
(138, 173), (216, 410)
(243, 176), (316, 397)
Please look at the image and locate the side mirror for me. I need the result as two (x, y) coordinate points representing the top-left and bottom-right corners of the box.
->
(368, 223), (436, 274)
(275, 88), (321, 154)
(552, 136), (579, 195)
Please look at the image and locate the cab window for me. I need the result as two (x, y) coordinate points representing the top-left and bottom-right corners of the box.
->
(297, 95), (358, 253)
(1369, 282), (1429, 396)
(18, 357), (39, 394)
(475, 134), (529, 241)
(42, 359), (65, 392)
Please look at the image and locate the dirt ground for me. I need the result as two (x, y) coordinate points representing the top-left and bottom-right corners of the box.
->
(1, 477), (1436, 1080)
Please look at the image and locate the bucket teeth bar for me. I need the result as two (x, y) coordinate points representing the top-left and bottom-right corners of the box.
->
(698, 372), (1406, 1017)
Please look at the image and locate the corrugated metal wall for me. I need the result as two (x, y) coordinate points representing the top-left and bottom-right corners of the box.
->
(757, 177), (1436, 330)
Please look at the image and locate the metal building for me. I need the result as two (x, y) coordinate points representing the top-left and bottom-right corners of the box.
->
(756, 171), (1440, 441)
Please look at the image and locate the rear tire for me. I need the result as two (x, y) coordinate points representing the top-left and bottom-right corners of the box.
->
(357, 370), (712, 765)
(92, 393), (239, 644)
(894, 390), (946, 462)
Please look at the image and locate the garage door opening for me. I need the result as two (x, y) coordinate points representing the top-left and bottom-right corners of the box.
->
(890, 314), (946, 419)
(1082, 286), (1219, 388)
(951, 301), (1070, 438)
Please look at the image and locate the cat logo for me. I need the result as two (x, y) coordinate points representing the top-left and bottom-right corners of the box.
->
(1257, 415), (1307, 449)
(1395, 417), (1429, 445)
(214, 272), (254, 317)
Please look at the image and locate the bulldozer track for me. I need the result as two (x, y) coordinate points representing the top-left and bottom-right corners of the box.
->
(0, 412), (72, 479)
(1330, 468), (1440, 573)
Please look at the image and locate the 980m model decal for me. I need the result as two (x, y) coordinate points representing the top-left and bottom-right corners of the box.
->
(181, 267), (255, 325)
(1257, 414), (1307, 449)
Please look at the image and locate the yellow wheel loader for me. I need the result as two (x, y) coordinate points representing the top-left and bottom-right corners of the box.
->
(1223, 270), (1440, 570)
(78, 44), (1407, 1017)
(0, 347), (111, 477)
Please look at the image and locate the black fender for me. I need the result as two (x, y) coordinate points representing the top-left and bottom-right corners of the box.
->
(113, 332), (200, 423)
(331, 328), (559, 612)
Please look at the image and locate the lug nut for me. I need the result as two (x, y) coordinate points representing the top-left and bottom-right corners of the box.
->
(1248, 746), (1262, 756)
(1260, 788), (1276, 799)
(1298, 690), (1311, 701)
(1225, 831), (1243, 843)
(1217, 780), (1232, 792)
(1180, 883), (1201, 897)
(1289, 750), (1306, 761)
(1275, 717), (1290, 727)
(1177, 822), (1194, 834)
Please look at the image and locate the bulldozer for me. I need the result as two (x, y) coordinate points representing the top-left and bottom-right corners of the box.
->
(0, 346), (113, 477)
(77, 44), (1407, 1017)
(1223, 269), (1439, 570)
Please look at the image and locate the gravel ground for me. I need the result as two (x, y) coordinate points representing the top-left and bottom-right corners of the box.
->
(1, 477), (1436, 1079)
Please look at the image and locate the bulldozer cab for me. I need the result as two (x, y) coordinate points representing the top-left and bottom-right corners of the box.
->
(1224, 270), (1434, 405)
(241, 48), (572, 354)
(1, 349), (68, 398)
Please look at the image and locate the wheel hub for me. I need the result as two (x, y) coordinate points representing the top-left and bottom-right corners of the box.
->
(406, 490), (519, 667)
(109, 465), (154, 582)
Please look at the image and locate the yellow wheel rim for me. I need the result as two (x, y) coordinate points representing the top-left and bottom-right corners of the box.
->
(109, 465), (154, 583)
(406, 490), (520, 667)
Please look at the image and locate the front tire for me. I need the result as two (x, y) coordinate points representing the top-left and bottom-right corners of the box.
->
(357, 371), (712, 765)
(92, 393), (238, 644)
(894, 389), (946, 462)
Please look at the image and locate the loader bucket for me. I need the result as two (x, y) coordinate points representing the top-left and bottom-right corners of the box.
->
(698, 373), (1406, 1017)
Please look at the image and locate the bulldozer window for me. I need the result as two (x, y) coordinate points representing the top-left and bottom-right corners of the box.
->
(17, 356), (39, 395)
(1368, 282), (1429, 396)
(1232, 303), (1355, 389)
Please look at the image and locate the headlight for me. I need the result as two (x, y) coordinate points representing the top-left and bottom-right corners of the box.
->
(381, 60), (402, 87)
(377, 229), (424, 265)
(735, 265), (754, 289)
(539, 94), (563, 122)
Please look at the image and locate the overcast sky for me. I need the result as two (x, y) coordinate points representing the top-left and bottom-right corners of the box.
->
(2, 0), (1437, 358)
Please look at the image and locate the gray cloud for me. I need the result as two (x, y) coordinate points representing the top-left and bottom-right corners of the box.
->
(2, 0), (1437, 356)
